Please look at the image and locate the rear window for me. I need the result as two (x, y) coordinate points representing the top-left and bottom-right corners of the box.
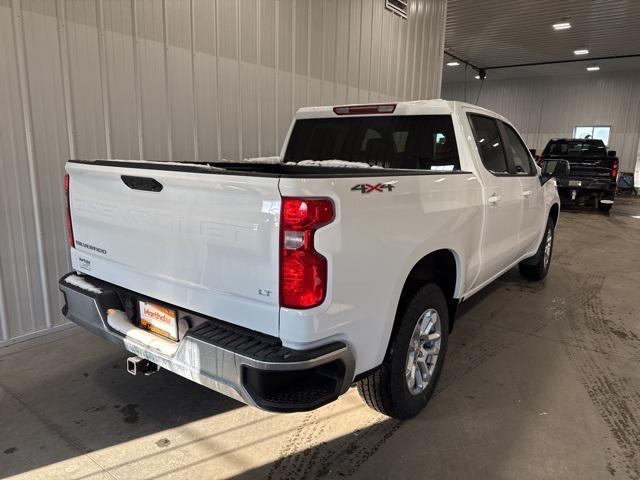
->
(283, 115), (460, 171)
(542, 140), (607, 159)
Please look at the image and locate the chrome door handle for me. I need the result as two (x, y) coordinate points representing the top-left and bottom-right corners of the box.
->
(488, 194), (502, 204)
(522, 190), (532, 197)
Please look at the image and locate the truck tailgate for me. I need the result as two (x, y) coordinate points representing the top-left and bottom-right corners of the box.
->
(66, 161), (281, 336)
(568, 159), (614, 177)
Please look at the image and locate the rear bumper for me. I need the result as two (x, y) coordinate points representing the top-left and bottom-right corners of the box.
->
(556, 179), (615, 205)
(556, 177), (616, 193)
(59, 273), (354, 412)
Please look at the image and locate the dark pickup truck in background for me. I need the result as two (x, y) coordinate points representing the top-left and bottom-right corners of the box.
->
(538, 138), (619, 212)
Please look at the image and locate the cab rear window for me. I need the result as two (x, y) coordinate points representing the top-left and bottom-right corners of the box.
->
(542, 140), (607, 158)
(283, 115), (460, 171)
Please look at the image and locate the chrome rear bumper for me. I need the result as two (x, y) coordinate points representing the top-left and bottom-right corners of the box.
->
(59, 273), (354, 412)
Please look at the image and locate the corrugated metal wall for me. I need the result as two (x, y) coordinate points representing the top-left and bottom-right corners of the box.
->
(0, 0), (447, 346)
(442, 71), (640, 172)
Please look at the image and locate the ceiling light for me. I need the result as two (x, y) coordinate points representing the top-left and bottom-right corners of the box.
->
(552, 22), (571, 30)
(446, 61), (460, 67)
(586, 66), (600, 71)
(474, 75), (480, 79)
(574, 49), (589, 55)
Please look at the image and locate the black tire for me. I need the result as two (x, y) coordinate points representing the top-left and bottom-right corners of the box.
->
(519, 217), (555, 281)
(357, 284), (449, 420)
(598, 202), (613, 213)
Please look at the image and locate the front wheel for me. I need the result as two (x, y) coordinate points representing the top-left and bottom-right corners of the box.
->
(357, 284), (449, 419)
(519, 217), (555, 281)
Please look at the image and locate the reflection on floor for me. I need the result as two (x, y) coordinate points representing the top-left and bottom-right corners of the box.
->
(2, 197), (640, 480)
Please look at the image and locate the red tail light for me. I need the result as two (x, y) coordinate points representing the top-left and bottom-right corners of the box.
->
(611, 158), (619, 179)
(280, 197), (334, 309)
(64, 174), (75, 247)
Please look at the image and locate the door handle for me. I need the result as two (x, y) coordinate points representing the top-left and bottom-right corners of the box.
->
(522, 190), (532, 197)
(488, 193), (502, 204)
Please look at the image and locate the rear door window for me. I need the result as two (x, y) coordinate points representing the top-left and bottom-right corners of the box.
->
(501, 122), (534, 175)
(468, 114), (509, 174)
(284, 115), (461, 171)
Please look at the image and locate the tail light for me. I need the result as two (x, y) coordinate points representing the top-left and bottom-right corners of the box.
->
(64, 174), (75, 247)
(280, 197), (334, 309)
(611, 158), (619, 179)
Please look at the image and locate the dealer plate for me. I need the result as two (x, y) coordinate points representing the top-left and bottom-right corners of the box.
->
(569, 180), (582, 187)
(139, 300), (178, 341)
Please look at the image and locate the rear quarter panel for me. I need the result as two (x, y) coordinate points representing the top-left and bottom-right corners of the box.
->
(279, 172), (484, 374)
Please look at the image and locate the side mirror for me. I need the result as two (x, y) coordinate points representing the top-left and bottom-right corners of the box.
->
(541, 159), (570, 184)
(608, 150), (617, 157)
(529, 148), (537, 157)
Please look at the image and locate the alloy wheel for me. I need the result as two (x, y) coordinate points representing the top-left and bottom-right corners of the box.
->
(405, 308), (442, 395)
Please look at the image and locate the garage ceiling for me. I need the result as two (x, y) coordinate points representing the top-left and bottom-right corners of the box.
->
(443, 0), (640, 81)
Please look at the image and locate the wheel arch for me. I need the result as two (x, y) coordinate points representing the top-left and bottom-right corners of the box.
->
(386, 249), (460, 360)
(549, 203), (559, 225)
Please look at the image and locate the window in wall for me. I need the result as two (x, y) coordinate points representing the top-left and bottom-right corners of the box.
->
(468, 114), (508, 174)
(386, 0), (408, 19)
(573, 125), (611, 146)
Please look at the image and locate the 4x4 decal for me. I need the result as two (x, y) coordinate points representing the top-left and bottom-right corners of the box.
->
(351, 183), (396, 194)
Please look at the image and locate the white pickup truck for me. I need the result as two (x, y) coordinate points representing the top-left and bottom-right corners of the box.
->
(59, 100), (559, 419)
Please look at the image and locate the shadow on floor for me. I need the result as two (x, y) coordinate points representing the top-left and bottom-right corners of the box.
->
(0, 333), (242, 478)
(228, 415), (403, 480)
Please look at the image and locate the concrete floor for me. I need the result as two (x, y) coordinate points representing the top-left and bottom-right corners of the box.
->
(1, 197), (639, 480)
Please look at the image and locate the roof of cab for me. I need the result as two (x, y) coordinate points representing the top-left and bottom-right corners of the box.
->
(295, 98), (506, 122)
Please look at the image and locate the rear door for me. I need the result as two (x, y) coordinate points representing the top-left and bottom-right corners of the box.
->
(67, 161), (282, 336)
(499, 121), (545, 255)
(467, 113), (523, 285)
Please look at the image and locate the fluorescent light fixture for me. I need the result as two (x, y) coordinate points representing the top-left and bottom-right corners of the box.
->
(446, 61), (460, 67)
(574, 49), (589, 55)
(553, 22), (571, 30)
(474, 75), (480, 79)
(586, 66), (600, 71)
(492, 142), (500, 147)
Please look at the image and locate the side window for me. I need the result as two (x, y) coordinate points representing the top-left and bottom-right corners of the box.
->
(468, 114), (509, 174)
(501, 122), (534, 175)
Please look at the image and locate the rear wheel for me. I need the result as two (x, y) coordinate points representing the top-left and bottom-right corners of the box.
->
(357, 284), (449, 419)
(519, 217), (554, 281)
(596, 192), (614, 213)
(598, 202), (613, 213)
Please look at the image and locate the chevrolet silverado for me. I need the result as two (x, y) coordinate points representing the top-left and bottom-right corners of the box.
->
(539, 138), (618, 212)
(59, 100), (560, 419)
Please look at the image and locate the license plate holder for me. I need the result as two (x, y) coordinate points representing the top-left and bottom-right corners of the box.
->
(138, 300), (178, 341)
(569, 180), (582, 187)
